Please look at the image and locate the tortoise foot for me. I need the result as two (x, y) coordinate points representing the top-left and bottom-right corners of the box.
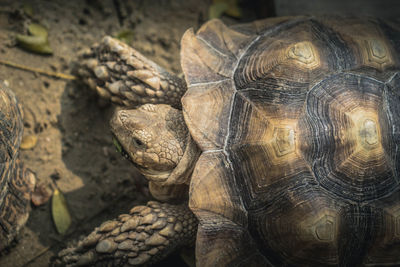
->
(76, 36), (186, 109)
(58, 201), (197, 266)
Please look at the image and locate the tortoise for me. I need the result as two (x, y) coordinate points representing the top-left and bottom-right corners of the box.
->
(0, 82), (35, 250)
(61, 16), (400, 266)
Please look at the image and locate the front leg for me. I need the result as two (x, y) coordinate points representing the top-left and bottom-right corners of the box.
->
(77, 36), (187, 109)
(59, 201), (197, 266)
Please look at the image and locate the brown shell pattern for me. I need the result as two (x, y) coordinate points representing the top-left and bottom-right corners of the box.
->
(182, 17), (400, 265)
(0, 83), (34, 250)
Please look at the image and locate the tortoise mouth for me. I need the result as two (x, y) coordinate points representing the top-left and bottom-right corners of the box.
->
(112, 135), (171, 182)
(112, 135), (131, 161)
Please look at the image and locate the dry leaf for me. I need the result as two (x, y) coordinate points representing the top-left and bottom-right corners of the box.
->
(52, 189), (71, 235)
(115, 29), (134, 44)
(22, 3), (34, 17)
(20, 134), (38, 150)
(28, 23), (48, 38)
(16, 34), (53, 54)
(209, 2), (228, 19)
(209, 0), (242, 19)
(16, 23), (53, 54)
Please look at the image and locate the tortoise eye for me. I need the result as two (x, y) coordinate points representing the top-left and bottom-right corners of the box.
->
(132, 137), (145, 148)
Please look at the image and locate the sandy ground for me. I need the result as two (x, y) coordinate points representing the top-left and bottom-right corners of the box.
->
(0, 0), (263, 266)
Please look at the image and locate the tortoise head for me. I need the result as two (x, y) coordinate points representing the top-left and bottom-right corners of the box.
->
(110, 104), (200, 189)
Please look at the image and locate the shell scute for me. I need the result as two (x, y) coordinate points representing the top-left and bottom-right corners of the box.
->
(0, 84), (35, 250)
(298, 73), (397, 202)
(182, 79), (235, 151)
(251, 188), (343, 265)
(233, 19), (351, 91)
(189, 152), (246, 226)
(318, 17), (399, 72)
(196, 19), (255, 61)
(181, 19), (256, 87)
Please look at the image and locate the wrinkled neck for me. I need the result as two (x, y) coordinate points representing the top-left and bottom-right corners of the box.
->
(164, 134), (200, 186)
(148, 135), (201, 201)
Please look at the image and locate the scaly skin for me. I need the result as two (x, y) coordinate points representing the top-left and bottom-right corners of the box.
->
(110, 103), (201, 201)
(110, 104), (188, 182)
(59, 201), (198, 266)
(77, 36), (187, 109)
(0, 83), (36, 250)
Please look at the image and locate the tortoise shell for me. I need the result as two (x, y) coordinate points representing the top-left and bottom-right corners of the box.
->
(181, 17), (400, 265)
(0, 83), (35, 250)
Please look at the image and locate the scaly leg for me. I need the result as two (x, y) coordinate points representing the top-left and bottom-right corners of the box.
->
(77, 36), (187, 109)
(59, 201), (197, 266)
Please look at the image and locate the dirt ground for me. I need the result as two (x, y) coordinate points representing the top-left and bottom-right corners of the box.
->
(0, 0), (265, 266)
